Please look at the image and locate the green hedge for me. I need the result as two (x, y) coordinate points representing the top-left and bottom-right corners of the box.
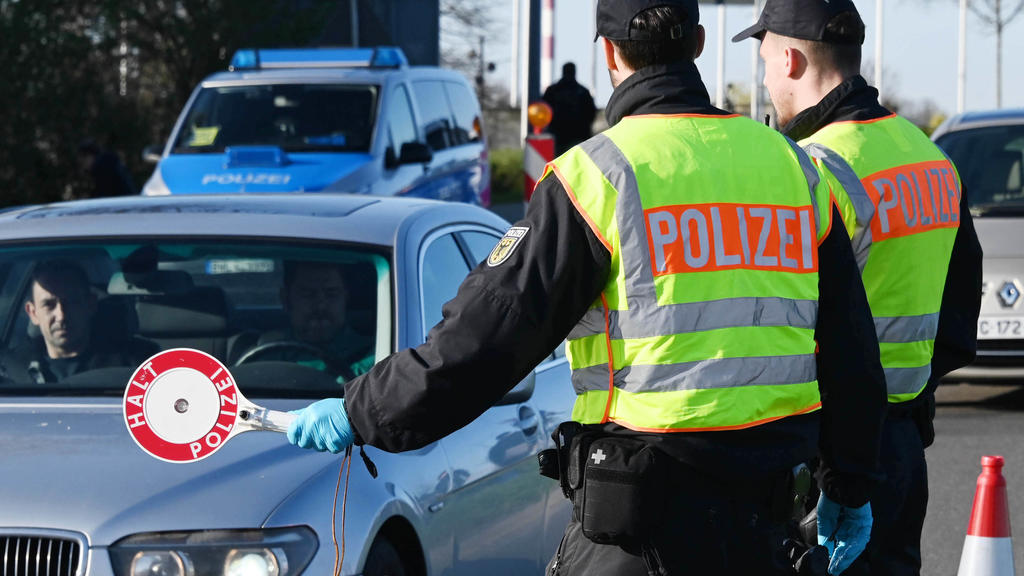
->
(489, 147), (525, 205)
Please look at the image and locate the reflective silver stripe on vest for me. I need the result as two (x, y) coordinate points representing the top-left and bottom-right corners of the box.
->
(571, 354), (818, 394)
(804, 143), (876, 272)
(885, 365), (932, 395)
(579, 134), (658, 311)
(874, 312), (940, 344)
(934, 146), (964, 199)
(783, 136), (822, 233)
(567, 297), (818, 340)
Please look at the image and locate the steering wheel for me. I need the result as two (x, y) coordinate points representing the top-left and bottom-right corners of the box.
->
(234, 340), (360, 383)
(233, 340), (332, 368)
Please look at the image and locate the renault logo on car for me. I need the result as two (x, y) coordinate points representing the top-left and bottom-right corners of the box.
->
(997, 280), (1021, 308)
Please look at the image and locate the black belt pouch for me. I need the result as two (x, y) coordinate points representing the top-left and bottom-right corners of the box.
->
(568, 433), (667, 546)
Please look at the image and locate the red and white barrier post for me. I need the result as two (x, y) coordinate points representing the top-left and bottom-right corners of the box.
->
(523, 101), (554, 205)
(958, 455), (1016, 576)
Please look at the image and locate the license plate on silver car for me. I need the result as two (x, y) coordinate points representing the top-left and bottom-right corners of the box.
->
(978, 317), (1024, 339)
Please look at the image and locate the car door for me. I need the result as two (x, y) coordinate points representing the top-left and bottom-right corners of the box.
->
(417, 227), (549, 575)
(376, 83), (430, 196)
(406, 80), (478, 204)
(458, 230), (575, 568)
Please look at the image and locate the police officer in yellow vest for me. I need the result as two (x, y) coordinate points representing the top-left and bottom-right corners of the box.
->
(735, 1), (983, 574)
(285, 1), (889, 574)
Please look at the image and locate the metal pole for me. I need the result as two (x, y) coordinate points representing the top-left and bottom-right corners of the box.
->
(350, 0), (359, 47)
(541, 0), (555, 92)
(591, 0), (599, 96)
(750, 0), (760, 119)
(874, 0), (883, 101)
(716, 2), (726, 108)
(479, 35), (486, 98)
(521, 0), (533, 142)
(511, 0), (520, 107)
(958, 0), (967, 112)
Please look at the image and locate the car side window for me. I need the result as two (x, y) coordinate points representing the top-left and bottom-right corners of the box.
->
(444, 82), (483, 145)
(386, 85), (417, 163)
(421, 233), (470, 336)
(458, 230), (566, 363)
(553, 340), (566, 359)
(412, 80), (454, 152)
(459, 231), (500, 266)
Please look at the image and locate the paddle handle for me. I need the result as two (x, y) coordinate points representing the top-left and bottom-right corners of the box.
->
(241, 407), (297, 434)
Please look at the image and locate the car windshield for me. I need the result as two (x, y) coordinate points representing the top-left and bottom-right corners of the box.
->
(172, 83), (379, 153)
(936, 124), (1024, 217)
(0, 241), (390, 398)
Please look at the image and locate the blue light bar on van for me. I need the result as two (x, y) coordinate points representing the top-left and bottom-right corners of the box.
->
(228, 47), (408, 71)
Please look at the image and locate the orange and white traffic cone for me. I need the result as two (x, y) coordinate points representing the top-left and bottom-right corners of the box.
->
(957, 455), (1015, 576)
(523, 133), (554, 204)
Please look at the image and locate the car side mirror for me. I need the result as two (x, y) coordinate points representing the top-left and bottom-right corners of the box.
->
(398, 141), (433, 165)
(142, 145), (162, 164)
(495, 371), (536, 406)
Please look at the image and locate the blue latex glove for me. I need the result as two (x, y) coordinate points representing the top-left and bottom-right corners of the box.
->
(287, 398), (354, 453)
(816, 492), (873, 575)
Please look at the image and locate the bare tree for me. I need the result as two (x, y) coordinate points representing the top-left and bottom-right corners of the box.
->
(440, 0), (496, 101)
(967, 0), (1024, 107)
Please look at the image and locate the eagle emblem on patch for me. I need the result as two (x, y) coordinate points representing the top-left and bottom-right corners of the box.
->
(487, 226), (529, 267)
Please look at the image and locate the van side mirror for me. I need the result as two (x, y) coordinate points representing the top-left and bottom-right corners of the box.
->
(495, 371), (536, 406)
(142, 145), (162, 164)
(399, 141), (433, 165)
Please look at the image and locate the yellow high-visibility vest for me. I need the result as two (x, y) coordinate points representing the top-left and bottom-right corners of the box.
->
(802, 114), (961, 403)
(543, 113), (831, 432)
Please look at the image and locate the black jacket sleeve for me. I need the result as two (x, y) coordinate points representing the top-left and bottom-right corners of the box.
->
(928, 189), (983, 386)
(343, 175), (611, 452)
(815, 204), (888, 507)
(909, 187), (982, 448)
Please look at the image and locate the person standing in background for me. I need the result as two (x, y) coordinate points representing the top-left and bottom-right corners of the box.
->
(77, 139), (136, 198)
(543, 62), (598, 156)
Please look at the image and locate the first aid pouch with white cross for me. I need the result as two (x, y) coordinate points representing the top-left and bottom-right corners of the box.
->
(567, 433), (668, 546)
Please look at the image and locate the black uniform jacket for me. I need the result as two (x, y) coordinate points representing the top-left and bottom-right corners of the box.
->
(782, 75), (983, 407)
(345, 63), (887, 508)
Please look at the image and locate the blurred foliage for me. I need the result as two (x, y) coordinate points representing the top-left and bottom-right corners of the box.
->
(489, 147), (524, 205)
(0, 0), (335, 208)
(926, 113), (948, 136)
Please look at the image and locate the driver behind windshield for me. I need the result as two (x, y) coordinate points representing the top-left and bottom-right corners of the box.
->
(4, 260), (153, 383)
(234, 261), (374, 381)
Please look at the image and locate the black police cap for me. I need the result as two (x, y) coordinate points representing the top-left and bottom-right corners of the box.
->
(595, 0), (700, 41)
(732, 0), (865, 44)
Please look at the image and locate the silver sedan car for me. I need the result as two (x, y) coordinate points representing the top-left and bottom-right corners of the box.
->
(934, 108), (1024, 380)
(0, 194), (573, 576)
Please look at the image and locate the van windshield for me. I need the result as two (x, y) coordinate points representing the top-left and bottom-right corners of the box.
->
(172, 84), (379, 154)
(0, 241), (390, 398)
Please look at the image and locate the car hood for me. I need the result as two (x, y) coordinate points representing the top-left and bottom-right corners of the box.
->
(0, 400), (338, 545)
(158, 150), (373, 194)
(974, 217), (1024, 258)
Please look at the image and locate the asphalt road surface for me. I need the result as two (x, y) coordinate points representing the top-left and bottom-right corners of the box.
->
(923, 382), (1024, 574)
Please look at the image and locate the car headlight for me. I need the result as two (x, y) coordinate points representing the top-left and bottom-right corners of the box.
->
(109, 527), (317, 576)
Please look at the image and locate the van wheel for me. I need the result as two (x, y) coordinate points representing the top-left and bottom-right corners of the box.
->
(363, 537), (406, 576)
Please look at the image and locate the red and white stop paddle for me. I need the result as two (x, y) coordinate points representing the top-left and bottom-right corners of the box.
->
(123, 348), (295, 463)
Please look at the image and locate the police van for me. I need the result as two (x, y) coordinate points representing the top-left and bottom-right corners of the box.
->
(142, 47), (490, 205)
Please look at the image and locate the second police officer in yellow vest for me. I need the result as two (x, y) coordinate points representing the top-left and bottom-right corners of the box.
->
(735, 0), (983, 574)
(286, 0), (891, 574)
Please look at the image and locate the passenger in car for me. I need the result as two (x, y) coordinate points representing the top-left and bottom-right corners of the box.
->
(2, 260), (155, 383)
(231, 261), (374, 381)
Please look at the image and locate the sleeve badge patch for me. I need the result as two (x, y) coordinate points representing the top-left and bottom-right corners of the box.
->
(487, 226), (530, 267)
